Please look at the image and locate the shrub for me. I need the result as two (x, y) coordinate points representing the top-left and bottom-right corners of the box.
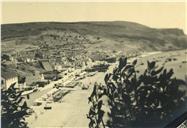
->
(87, 57), (186, 128)
(87, 82), (106, 128)
(1, 83), (30, 128)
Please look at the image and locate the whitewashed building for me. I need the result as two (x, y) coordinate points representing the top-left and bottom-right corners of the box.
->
(1, 67), (18, 90)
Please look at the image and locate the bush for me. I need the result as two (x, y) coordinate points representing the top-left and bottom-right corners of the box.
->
(1, 83), (30, 128)
(87, 82), (106, 128)
(87, 57), (186, 128)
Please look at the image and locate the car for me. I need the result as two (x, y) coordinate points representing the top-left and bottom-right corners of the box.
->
(44, 106), (52, 110)
(44, 103), (52, 110)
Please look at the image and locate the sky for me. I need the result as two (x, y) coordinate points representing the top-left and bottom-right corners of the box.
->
(1, 2), (187, 33)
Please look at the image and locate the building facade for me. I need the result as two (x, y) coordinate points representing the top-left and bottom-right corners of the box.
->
(1, 69), (18, 90)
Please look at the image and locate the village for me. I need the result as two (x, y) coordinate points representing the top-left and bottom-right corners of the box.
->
(1, 40), (181, 127)
(1, 29), (141, 93)
(1, 30), (142, 127)
(1, 45), (113, 127)
(1, 2), (187, 127)
(1, 28), (187, 127)
(1, 30), (109, 90)
(1, 28), (187, 128)
(1, 37), (118, 127)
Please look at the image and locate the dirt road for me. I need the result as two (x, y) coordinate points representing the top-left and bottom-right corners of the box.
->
(26, 71), (107, 128)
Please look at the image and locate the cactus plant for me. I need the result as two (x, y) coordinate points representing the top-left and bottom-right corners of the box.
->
(87, 56), (186, 128)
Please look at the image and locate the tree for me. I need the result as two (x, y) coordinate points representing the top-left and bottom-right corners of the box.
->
(87, 57), (186, 128)
(1, 83), (30, 128)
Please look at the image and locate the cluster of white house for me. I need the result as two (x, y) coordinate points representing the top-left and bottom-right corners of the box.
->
(1, 56), (99, 91)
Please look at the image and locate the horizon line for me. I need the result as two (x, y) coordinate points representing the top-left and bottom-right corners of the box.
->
(1, 20), (186, 34)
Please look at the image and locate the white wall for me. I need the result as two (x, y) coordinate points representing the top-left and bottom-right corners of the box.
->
(4, 77), (18, 89)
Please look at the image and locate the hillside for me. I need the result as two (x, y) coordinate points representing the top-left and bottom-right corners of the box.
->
(1, 21), (187, 60)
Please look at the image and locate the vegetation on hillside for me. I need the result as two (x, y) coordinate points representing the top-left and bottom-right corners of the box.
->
(2, 21), (187, 51)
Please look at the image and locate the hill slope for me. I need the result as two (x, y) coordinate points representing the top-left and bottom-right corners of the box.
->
(1, 21), (187, 57)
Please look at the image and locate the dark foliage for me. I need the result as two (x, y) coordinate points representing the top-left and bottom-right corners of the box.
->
(87, 83), (106, 128)
(1, 54), (10, 61)
(87, 57), (186, 128)
(1, 83), (30, 128)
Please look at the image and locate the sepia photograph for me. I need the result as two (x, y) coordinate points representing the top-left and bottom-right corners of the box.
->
(1, 1), (187, 128)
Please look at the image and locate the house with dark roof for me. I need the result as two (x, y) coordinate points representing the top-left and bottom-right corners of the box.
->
(1, 67), (18, 90)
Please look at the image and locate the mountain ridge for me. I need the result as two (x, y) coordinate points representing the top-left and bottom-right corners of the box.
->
(1, 21), (187, 54)
(2, 21), (185, 40)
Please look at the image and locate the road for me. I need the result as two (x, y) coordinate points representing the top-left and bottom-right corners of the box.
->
(26, 71), (108, 128)
(25, 61), (112, 127)
(24, 68), (81, 107)
(25, 88), (52, 107)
